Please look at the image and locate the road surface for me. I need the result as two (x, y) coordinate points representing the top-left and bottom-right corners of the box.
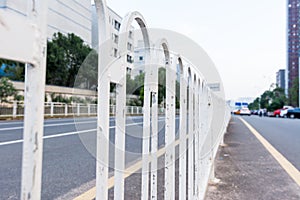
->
(241, 115), (300, 170)
(0, 116), (179, 199)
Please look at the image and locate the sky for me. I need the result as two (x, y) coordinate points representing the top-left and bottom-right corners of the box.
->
(107, 0), (287, 100)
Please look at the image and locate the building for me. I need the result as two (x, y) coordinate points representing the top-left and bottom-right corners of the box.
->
(0, 0), (92, 45)
(287, 0), (300, 96)
(276, 69), (286, 89)
(91, 5), (135, 73)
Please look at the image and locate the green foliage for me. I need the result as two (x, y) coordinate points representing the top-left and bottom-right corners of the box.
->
(158, 67), (166, 106)
(288, 77), (299, 107)
(46, 32), (92, 87)
(75, 50), (98, 89)
(51, 94), (72, 104)
(0, 59), (25, 81)
(15, 94), (24, 101)
(248, 97), (260, 110)
(0, 77), (17, 103)
(249, 85), (287, 111)
(269, 87), (287, 111)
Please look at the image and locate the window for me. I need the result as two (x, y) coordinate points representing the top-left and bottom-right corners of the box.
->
(127, 67), (132, 74)
(139, 56), (143, 61)
(127, 42), (132, 51)
(114, 34), (119, 44)
(114, 20), (121, 31)
(114, 48), (118, 57)
(127, 55), (133, 63)
(129, 31), (133, 39)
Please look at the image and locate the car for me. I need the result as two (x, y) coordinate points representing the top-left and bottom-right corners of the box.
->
(273, 109), (282, 117)
(286, 108), (300, 119)
(239, 107), (251, 116)
(280, 106), (294, 117)
(233, 109), (240, 115)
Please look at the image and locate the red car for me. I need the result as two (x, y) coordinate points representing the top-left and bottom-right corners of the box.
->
(273, 109), (282, 117)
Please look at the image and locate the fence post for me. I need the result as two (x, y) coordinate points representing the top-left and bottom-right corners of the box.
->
(188, 72), (194, 199)
(94, 1), (110, 199)
(88, 104), (91, 116)
(13, 101), (17, 118)
(50, 102), (54, 117)
(20, 1), (48, 199)
(179, 62), (187, 200)
(164, 56), (176, 200)
(65, 103), (68, 116)
(77, 103), (80, 116)
(114, 81), (126, 200)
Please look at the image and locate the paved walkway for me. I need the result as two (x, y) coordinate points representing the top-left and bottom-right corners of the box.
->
(205, 116), (300, 200)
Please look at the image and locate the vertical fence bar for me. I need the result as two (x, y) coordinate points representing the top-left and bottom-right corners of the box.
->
(65, 103), (68, 116)
(150, 92), (158, 200)
(21, 1), (48, 199)
(114, 80), (126, 200)
(50, 102), (54, 117)
(141, 84), (151, 200)
(13, 101), (17, 118)
(150, 50), (158, 200)
(188, 71), (194, 199)
(164, 56), (176, 200)
(88, 103), (91, 116)
(179, 60), (187, 200)
(94, 1), (110, 199)
(194, 80), (200, 199)
(77, 103), (80, 116)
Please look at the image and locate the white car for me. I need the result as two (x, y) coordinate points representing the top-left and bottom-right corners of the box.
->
(280, 106), (294, 117)
(239, 107), (251, 116)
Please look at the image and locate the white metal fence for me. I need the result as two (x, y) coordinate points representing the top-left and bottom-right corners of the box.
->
(0, 1), (231, 200)
(0, 102), (145, 118)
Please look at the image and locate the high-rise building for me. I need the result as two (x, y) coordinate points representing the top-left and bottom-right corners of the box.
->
(276, 69), (285, 89)
(287, 0), (300, 97)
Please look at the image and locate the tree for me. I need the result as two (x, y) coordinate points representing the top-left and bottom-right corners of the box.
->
(46, 32), (92, 87)
(0, 59), (25, 81)
(288, 77), (299, 107)
(0, 77), (17, 103)
(249, 97), (260, 110)
(75, 49), (98, 89)
(249, 85), (287, 112)
(269, 87), (287, 111)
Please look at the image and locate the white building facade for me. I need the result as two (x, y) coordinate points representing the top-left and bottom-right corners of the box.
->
(0, 0), (92, 45)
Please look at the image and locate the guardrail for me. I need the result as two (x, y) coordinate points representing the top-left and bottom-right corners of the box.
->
(0, 102), (146, 118)
(0, 1), (231, 200)
(0, 102), (176, 118)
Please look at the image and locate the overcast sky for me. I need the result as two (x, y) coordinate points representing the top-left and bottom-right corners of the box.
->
(107, 0), (286, 100)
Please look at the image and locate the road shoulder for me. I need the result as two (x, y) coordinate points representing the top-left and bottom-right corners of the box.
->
(205, 116), (300, 200)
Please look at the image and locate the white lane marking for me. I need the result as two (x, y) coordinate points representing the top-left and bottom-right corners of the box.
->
(0, 116), (145, 129)
(0, 120), (96, 131)
(0, 118), (175, 147)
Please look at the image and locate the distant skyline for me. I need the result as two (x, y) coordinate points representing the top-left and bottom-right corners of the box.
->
(107, 0), (286, 100)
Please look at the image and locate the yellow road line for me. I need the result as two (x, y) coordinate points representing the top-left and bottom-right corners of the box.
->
(74, 140), (180, 200)
(239, 117), (300, 186)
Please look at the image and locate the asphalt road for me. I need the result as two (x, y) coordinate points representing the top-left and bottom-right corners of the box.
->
(205, 116), (300, 200)
(240, 115), (300, 170)
(0, 116), (179, 200)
